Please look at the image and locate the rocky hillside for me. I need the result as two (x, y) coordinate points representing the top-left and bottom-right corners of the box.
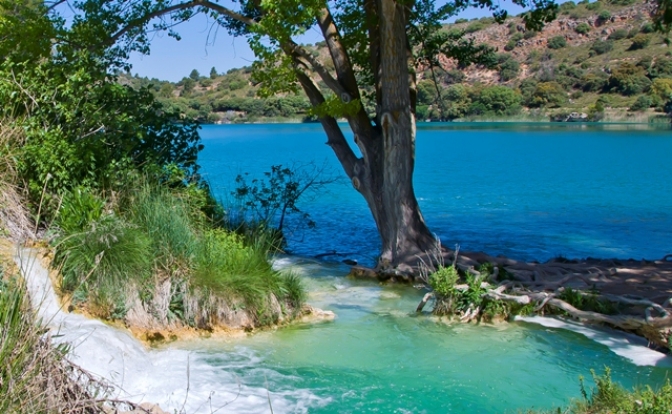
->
(123, 0), (672, 123)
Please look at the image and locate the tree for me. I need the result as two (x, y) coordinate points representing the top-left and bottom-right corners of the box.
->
(66, 0), (669, 275)
(189, 69), (200, 81)
(210, 66), (218, 79)
(0, 0), (202, 215)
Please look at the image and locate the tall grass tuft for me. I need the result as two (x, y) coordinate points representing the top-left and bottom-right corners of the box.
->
(128, 184), (199, 267)
(193, 229), (286, 321)
(54, 213), (152, 294)
(0, 265), (110, 413)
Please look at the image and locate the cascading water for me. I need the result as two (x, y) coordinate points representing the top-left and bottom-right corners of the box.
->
(15, 247), (672, 413)
(15, 248), (328, 413)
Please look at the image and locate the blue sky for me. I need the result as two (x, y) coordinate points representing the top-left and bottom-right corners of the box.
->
(127, 3), (530, 82)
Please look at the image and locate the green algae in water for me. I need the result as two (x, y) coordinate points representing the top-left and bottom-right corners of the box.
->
(186, 259), (672, 413)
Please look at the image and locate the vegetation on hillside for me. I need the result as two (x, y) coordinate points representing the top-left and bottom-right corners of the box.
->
(0, 0), (306, 333)
(123, 0), (672, 123)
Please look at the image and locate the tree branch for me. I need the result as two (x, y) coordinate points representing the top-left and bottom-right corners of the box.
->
(107, 0), (256, 47)
(294, 70), (358, 179)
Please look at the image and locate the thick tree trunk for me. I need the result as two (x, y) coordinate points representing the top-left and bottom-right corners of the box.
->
(359, 0), (436, 275)
(293, 1), (437, 276)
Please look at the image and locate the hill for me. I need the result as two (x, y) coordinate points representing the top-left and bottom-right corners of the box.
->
(122, 0), (672, 123)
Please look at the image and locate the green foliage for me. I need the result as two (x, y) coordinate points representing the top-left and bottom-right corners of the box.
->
(547, 35), (567, 49)
(128, 185), (200, 265)
(580, 71), (610, 92)
(557, 288), (618, 314)
(498, 55), (521, 82)
(629, 33), (651, 49)
(528, 81), (568, 108)
(590, 39), (614, 55)
(607, 28), (629, 40)
(310, 95), (363, 118)
(609, 62), (652, 95)
(650, 77), (672, 104)
(640, 22), (656, 33)
(232, 164), (334, 234)
(597, 10), (612, 22)
(575, 22), (591, 34)
(54, 212), (153, 295)
(428, 265), (459, 296)
(471, 85), (522, 115)
(629, 94), (653, 110)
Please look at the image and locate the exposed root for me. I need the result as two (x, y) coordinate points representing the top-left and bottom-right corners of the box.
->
(412, 247), (672, 351)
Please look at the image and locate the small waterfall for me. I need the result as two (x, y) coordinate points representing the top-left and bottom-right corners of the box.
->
(15, 248), (327, 413)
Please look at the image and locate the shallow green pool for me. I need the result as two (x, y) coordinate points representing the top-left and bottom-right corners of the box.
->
(178, 257), (671, 413)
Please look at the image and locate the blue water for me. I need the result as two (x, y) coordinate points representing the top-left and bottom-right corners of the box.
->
(199, 122), (672, 265)
(187, 122), (672, 413)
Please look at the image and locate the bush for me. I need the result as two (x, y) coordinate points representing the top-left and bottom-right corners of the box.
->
(547, 35), (567, 49)
(527, 81), (568, 108)
(640, 22), (655, 33)
(580, 71), (610, 91)
(629, 95), (653, 111)
(465, 21), (486, 33)
(597, 10), (611, 22)
(504, 40), (517, 51)
(629, 33), (651, 50)
(609, 62), (652, 95)
(523, 30), (538, 40)
(575, 22), (591, 34)
(444, 69), (466, 84)
(586, 1), (602, 11)
(498, 56), (520, 82)
(590, 39), (614, 55)
(607, 28), (628, 40)
(471, 85), (522, 115)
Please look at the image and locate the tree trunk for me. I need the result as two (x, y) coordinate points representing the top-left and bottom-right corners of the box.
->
(354, 0), (436, 275)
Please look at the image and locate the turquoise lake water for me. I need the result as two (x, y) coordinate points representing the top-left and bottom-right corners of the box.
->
(186, 122), (672, 413)
(199, 122), (672, 265)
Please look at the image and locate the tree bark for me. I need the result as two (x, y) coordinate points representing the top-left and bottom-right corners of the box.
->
(358, 0), (436, 275)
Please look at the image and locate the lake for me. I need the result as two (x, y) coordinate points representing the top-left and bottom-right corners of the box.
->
(133, 122), (672, 413)
(199, 122), (672, 265)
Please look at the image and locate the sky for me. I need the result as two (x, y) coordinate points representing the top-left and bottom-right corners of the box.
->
(127, 3), (531, 82)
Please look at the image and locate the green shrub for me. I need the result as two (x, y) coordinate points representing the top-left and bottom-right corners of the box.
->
(640, 22), (655, 33)
(465, 21), (486, 33)
(511, 32), (524, 42)
(629, 95), (653, 111)
(590, 39), (614, 55)
(575, 22), (591, 34)
(444, 69), (465, 84)
(547, 35), (567, 49)
(629, 33), (651, 50)
(597, 10), (611, 21)
(580, 71), (610, 91)
(504, 40), (517, 51)
(607, 28), (628, 40)
(527, 81), (568, 108)
(129, 185), (200, 266)
(609, 62), (652, 95)
(429, 265), (459, 297)
(586, 1), (602, 11)
(569, 368), (672, 413)
(523, 30), (538, 40)
(498, 56), (520, 82)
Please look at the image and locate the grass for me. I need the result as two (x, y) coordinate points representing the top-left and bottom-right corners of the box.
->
(525, 367), (672, 413)
(0, 262), (110, 413)
(51, 179), (307, 327)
